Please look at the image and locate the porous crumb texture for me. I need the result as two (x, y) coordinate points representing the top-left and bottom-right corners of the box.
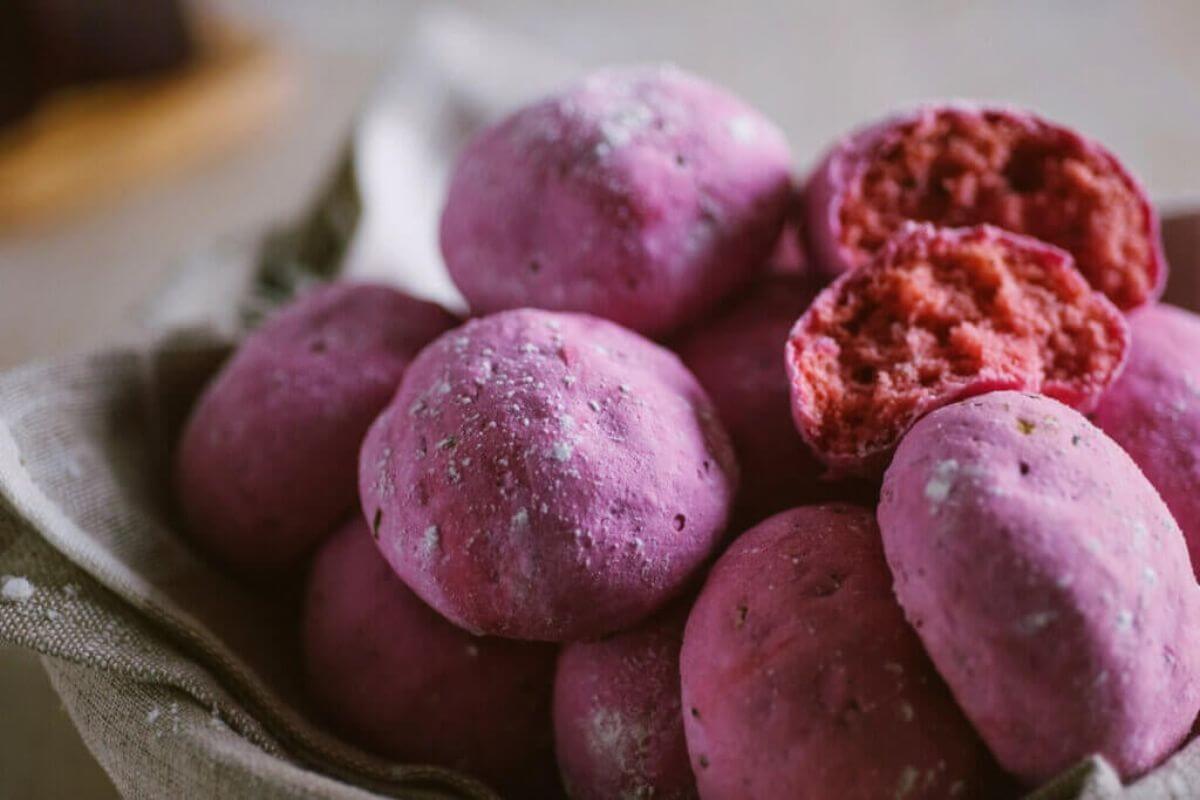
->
(359, 308), (738, 641)
(787, 223), (1129, 474)
(821, 106), (1161, 310)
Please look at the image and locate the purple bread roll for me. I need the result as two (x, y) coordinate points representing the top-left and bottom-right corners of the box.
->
(302, 517), (560, 797)
(786, 223), (1129, 478)
(554, 602), (696, 800)
(675, 275), (874, 525)
(680, 505), (1004, 799)
(175, 282), (458, 574)
(359, 308), (738, 641)
(803, 103), (1165, 311)
(879, 391), (1200, 783)
(440, 64), (793, 337)
(1095, 303), (1200, 579)
(762, 187), (809, 276)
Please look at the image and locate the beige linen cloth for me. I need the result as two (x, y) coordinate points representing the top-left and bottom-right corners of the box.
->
(4, 8), (1200, 798)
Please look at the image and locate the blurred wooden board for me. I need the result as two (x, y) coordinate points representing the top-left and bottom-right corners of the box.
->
(1164, 209), (1200, 313)
(0, 23), (292, 231)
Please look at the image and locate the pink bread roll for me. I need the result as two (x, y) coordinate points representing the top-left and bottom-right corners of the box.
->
(680, 505), (1003, 800)
(763, 188), (808, 276)
(803, 103), (1165, 311)
(175, 283), (458, 574)
(676, 276), (874, 525)
(1094, 304), (1200, 578)
(302, 517), (560, 797)
(879, 391), (1200, 783)
(786, 223), (1129, 477)
(440, 65), (793, 337)
(359, 308), (738, 641)
(554, 602), (695, 800)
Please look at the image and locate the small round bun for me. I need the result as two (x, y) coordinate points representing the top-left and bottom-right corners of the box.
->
(1095, 304), (1200, 577)
(676, 275), (874, 525)
(359, 308), (738, 641)
(301, 517), (559, 796)
(175, 283), (458, 574)
(680, 505), (1001, 799)
(554, 603), (696, 800)
(879, 391), (1200, 782)
(440, 65), (793, 337)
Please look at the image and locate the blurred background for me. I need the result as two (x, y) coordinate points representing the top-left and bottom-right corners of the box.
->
(2, 1), (1199, 796)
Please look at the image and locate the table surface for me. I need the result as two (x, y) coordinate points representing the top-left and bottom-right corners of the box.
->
(3, 1), (1199, 796)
